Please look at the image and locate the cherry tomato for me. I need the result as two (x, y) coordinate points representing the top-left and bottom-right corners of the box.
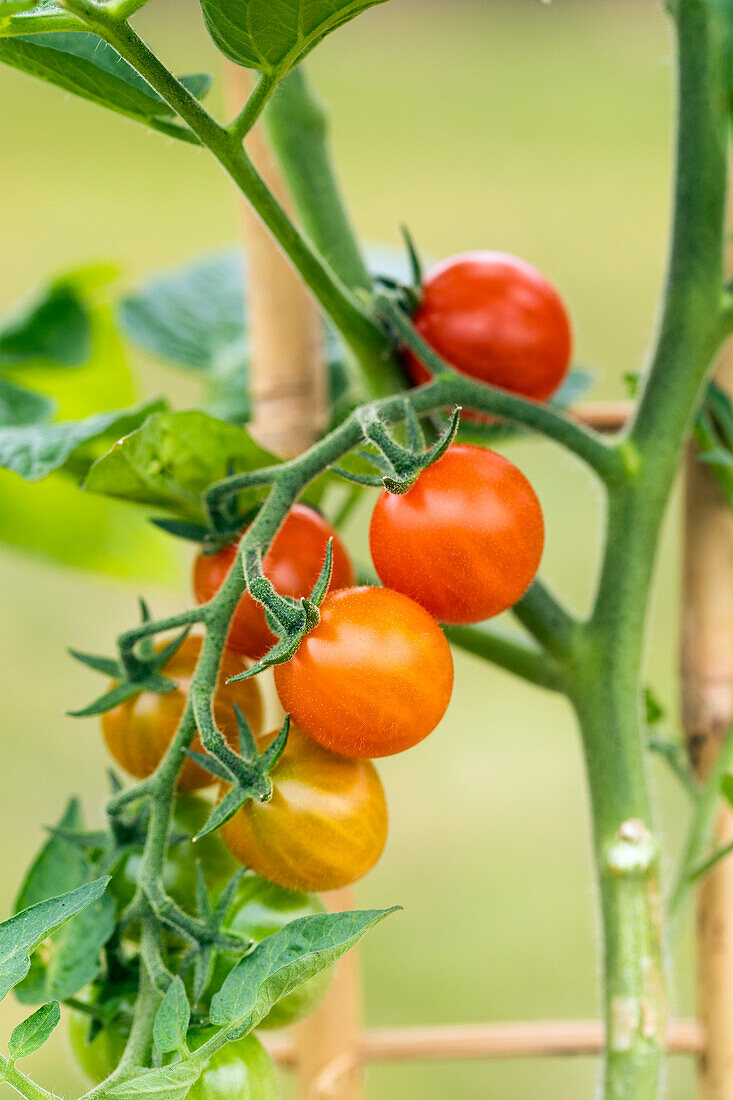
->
(101, 635), (263, 792)
(186, 1030), (279, 1100)
(274, 587), (453, 758)
(109, 794), (239, 914)
(193, 504), (355, 660)
(202, 874), (331, 1028)
(220, 724), (388, 891)
(369, 444), (544, 624)
(404, 251), (572, 403)
(68, 1009), (127, 1084)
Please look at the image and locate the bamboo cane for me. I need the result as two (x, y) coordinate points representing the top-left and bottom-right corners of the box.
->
(226, 66), (363, 1100)
(263, 1018), (703, 1065)
(681, 342), (733, 1095)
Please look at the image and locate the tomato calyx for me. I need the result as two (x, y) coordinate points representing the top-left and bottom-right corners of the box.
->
(333, 402), (461, 495)
(175, 867), (252, 1009)
(186, 710), (291, 841)
(68, 603), (192, 718)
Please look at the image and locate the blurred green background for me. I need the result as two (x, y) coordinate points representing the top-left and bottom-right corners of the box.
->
(0, 1), (697, 1097)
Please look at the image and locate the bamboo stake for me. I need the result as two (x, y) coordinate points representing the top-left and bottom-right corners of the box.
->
(226, 66), (327, 458)
(292, 888), (363, 1099)
(225, 66), (362, 1100)
(264, 1018), (703, 1065)
(681, 336), (733, 1100)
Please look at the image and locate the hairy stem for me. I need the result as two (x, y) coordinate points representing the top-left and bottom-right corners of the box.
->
(443, 622), (564, 691)
(0, 1059), (60, 1100)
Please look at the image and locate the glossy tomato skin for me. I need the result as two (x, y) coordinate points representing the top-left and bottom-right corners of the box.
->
(193, 504), (355, 660)
(186, 1030), (279, 1100)
(110, 794), (239, 914)
(274, 587), (453, 758)
(220, 725), (388, 892)
(101, 636), (263, 791)
(369, 444), (544, 624)
(203, 875), (331, 1029)
(404, 251), (572, 403)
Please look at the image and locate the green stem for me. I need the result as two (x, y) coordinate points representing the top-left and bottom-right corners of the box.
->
(62, 3), (395, 400)
(0, 1059), (60, 1100)
(668, 720), (733, 931)
(264, 67), (372, 292)
(229, 73), (277, 142)
(566, 3), (731, 1096)
(512, 578), (577, 657)
(444, 622), (563, 691)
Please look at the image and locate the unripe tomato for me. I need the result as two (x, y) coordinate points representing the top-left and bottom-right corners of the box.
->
(202, 874), (331, 1028)
(404, 251), (572, 403)
(220, 724), (388, 892)
(109, 794), (239, 913)
(274, 587), (453, 758)
(101, 636), (263, 791)
(369, 444), (544, 624)
(68, 1010), (127, 1084)
(192, 504), (355, 660)
(187, 1030), (279, 1100)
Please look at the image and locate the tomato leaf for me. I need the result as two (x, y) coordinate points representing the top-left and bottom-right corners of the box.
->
(210, 908), (397, 1030)
(0, 398), (164, 481)
(14, 802), (116, 1004)
(154, 977), (191, 1056)
(0, 274), (91, 367)
(200, 0), (390, 77)
(0, 1), (81, 37)
(0, 877), (109, 1002)
(107, 1061), (202, 1098)
(0, 34), (211, 142)
(8, 1001), (60, 1060)
(0, 377), (54, 427)
(83, 410), (277, 521)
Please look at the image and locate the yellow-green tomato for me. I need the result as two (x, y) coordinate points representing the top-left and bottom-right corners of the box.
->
(186, 1029), (279, 1100)
(207, 874), (332, 1029)
(67, 1011), (128, 1083)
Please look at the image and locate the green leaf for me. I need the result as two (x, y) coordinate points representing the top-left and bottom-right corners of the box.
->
(0, 377), (54, 427)
(200, 0), (390, 77)
(0, 398), (163, 481)
(153, 977), (190, 1056)
(210, 908), (397, 1030)
(0, 34), (210, 142)
(107, 1061), (202, 1098)
(0, 877), (109, 1002)
(8, 1001), (60, 1059)
(14, 803), (116, 1004)
(0, 1), (81, 37)
(84, 410), (277, 521)
(0, 276), (90, 367)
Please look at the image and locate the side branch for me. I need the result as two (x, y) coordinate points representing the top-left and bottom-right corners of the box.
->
(444, 622), (565, 691)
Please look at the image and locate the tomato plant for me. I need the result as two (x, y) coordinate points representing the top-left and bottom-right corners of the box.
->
(101, 635), (264, 791)
(274, 586), (454, 757)
(0, 1), (731, 1098)
(193, 504), (355, 659)
(402, 252), (572, 403)
(369, 444), (545, 624)
(220, 724), (388, 891)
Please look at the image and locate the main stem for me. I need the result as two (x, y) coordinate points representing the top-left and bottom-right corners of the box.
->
(567, 2), (729, 1096)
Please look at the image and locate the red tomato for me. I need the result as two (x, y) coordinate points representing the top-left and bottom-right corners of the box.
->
(404, 251), (572, 403)
(274, 587), (453, 758)
(193, 504), (355, 660)
(369, 444), (544, 624)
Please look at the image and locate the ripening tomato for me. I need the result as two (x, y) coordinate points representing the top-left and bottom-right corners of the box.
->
(201, 874), (331, 1028)
(369, 444), (544, 624)
(193, 504), (355, 660)
(220, 724), (388, 892)
(68, 1009), (127, 1084)
(274, 587), (453, 758)
(101, 636), (263, 791)
(403, 251), (572, 403)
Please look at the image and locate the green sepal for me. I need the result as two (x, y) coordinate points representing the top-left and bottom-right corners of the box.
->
(67, 672), (177, 718)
